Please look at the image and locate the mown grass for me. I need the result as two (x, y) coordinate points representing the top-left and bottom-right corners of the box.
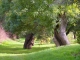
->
(21, 44), (80, 60)
(0, 39), (80, 60)
(0, 40), (54, 54)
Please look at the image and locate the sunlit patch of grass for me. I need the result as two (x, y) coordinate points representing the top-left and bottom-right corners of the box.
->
(67, 32), (77, 44)
(17, 38), (25, 43)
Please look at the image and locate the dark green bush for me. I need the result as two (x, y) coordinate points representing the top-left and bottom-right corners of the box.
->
(77, 31), (80, 44)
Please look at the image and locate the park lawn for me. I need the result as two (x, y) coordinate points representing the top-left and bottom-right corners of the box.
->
(0, 40), (54, 54)
(0, 40), (80, 60)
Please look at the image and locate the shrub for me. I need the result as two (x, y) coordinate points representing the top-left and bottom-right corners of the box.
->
(77, 31), (80, 44)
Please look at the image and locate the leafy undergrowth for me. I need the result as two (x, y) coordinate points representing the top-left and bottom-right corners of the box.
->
(0, 40), (80, 60)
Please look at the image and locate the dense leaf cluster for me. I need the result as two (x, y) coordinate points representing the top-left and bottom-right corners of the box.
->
(0, 0), (80, 40)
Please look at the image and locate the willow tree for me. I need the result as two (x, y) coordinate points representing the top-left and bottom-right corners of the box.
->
(4, 0), (54, 49)
(53, 0), (80, 46)
(4, 0), (80, 48)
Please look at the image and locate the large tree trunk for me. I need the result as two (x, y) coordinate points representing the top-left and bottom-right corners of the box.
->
(23, 33), (34, 49)
(53, 12), (70, 47)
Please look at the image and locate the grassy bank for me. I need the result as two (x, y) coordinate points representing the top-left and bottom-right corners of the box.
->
(0, 40), (80, 60)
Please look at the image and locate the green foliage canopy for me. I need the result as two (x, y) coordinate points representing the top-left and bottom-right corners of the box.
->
(1, 0), (80, 38)
(4, 0), (54, 37)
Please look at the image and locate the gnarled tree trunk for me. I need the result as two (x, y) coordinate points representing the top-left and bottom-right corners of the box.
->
(23, 33), (34, 49)
(53, 12), (70, 47)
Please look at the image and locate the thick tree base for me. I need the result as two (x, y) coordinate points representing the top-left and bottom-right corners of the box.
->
(23, 33), (34, 49)
(53, 12), (70, 47)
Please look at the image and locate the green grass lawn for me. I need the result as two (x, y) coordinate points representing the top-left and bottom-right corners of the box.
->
(0, 39), (80, 60)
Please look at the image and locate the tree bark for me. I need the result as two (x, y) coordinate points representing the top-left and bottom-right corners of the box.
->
(53, 12), (70, 46)
(23, 33), (34, 49)
(73, 31), (76, 39)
